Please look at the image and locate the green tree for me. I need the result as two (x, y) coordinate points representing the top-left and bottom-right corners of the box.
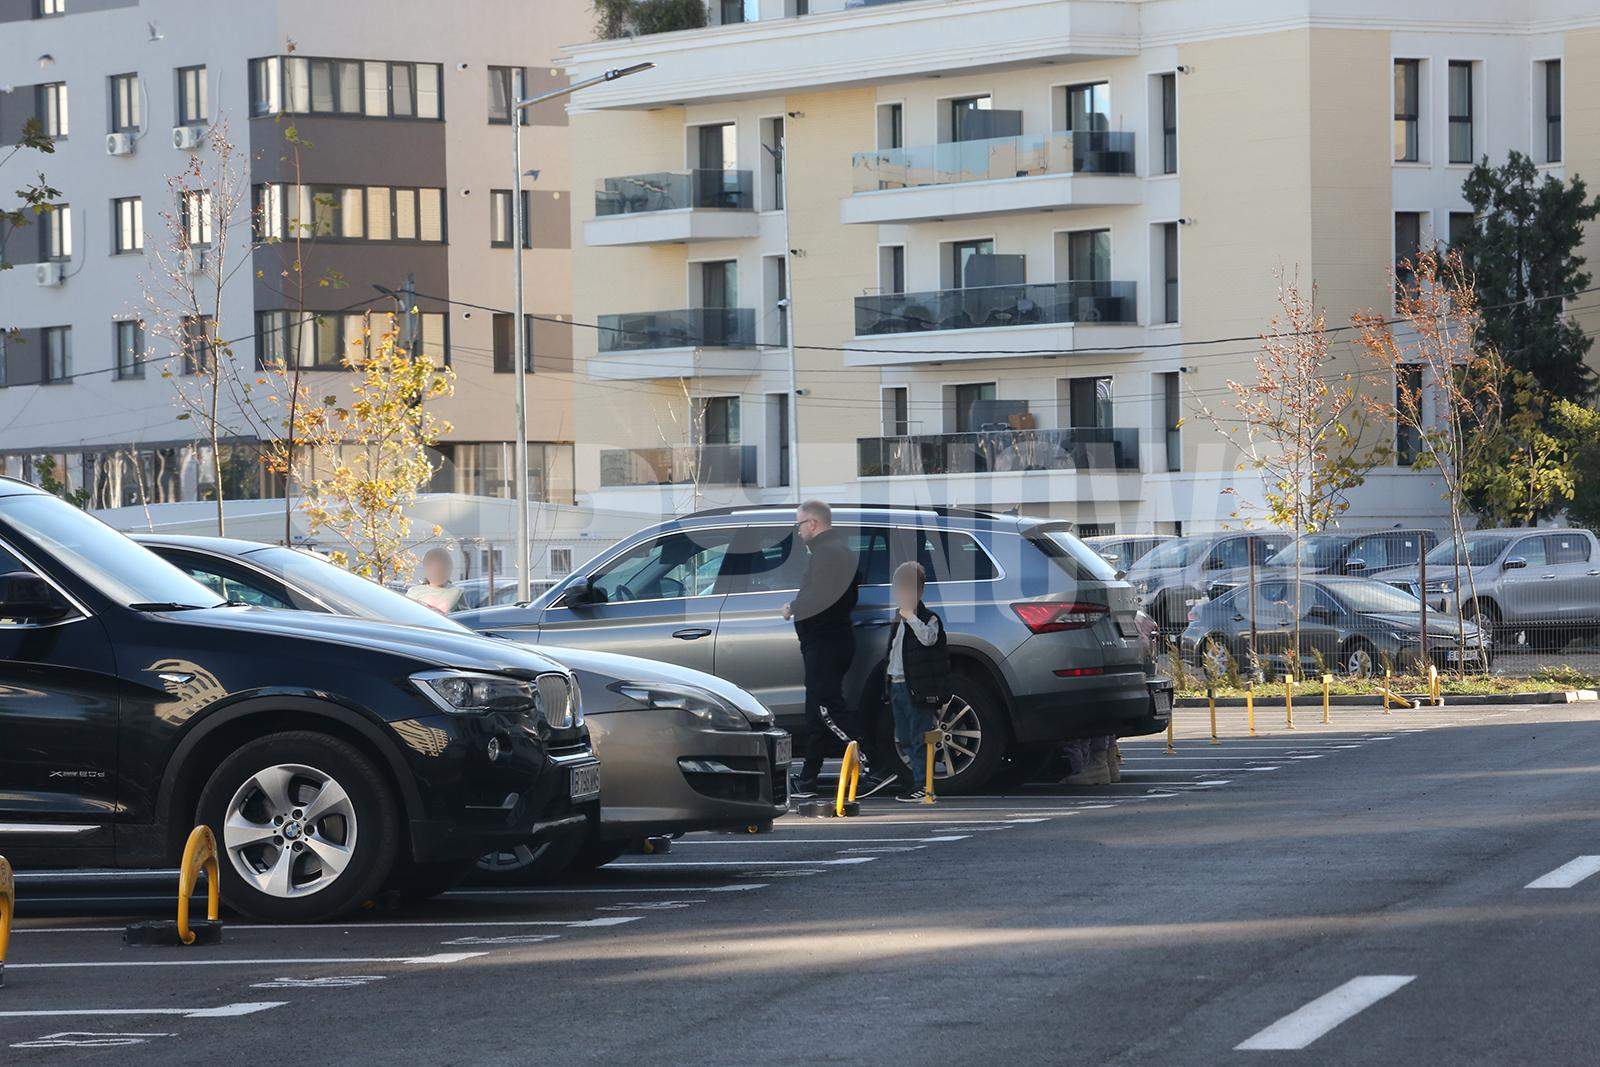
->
(33, 456), (89, 509)
(1551, 399), (1600, 530)
(1461, 368), (1576, 527)
(1456, 151), (1600, 402)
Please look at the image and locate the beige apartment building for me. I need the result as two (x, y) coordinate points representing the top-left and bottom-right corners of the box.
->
(562, 0), (1600, 535)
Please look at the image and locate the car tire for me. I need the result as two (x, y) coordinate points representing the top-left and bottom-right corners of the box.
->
(1464, 598), (1501, 642)
(196, 731), (400, 923)
(565, 838), (629, 872)
(1341, 639), (1378, 680)
(988, 743), (1058, 788)
(930, 669), (1008, 795)
(389, 859), (475, 903)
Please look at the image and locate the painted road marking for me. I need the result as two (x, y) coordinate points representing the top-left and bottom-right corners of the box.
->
(16, 917), (638, 934)
(1235, 976), (1416, 1051)
(251, 976), (386, 989)
(608, 857), (878, 868)
(1526, 856), (1600, 889)
(444, 884), (767, 897)
(6, 951), (489, 971)
(837, 846), (926, 853)
(0, 1002), (285, 1020)
(1123, 767), (1279, 773)
(672, 835), (968, 844)
(12, 1033), (175, 1049)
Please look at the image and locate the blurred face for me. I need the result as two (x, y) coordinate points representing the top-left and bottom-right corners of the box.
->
(894, 575), (920, 610)
(794, 508), (825, 544)
(424, 554), (452, 586)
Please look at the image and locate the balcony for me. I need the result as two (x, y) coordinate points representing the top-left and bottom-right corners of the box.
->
(592, 307), (761, 380)
(842, 132), (1138, 225)
(585, 169), (758, 246)
(858, 427), (1139, 478)
(600, 444), (758, 487)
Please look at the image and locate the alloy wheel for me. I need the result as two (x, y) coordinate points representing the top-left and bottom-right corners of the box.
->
(1345, 647), (1374, 679)
(223, 763), (357, 899)
(932, 697), (983, 781)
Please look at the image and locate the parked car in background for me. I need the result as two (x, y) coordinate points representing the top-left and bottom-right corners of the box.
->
(454, 576), (557, 611)
(1181, 574), (1491, 678)
(137, 533), (788, 878)
(1083, 534), (1174, 574)
(1205, 529), (1438, 599)
(0, 484), (595, 921)
(1373, 528), (1600, 646)
(1125, 530), (1292, 633)
(461, 504), (1160, 794)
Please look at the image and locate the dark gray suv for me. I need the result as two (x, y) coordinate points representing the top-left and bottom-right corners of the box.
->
(463, 505), (1165, 794)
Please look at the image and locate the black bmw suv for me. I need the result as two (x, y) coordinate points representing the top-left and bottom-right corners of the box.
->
(0, 481), (598, 921)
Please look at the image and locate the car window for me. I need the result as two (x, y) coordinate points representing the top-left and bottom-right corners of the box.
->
(180, 564), (294, 609)
(1346, 535), (1390, 569)
(589, 530), (737, 602)
(726, 525), (811, 594)
(890, 528), (999, 583)
(1211, 538), (1253, 569)
(1298, 587), (1341, 619)
(1510, 536), (1548, 567)
(1251, 579), (1292, 618)
(844, 526), (891, 586)
(1548, 532), (1591, 564)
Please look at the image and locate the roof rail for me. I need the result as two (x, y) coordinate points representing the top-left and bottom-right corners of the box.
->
(683, 501), (1007, 521)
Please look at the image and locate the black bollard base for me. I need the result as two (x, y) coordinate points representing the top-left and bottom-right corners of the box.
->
(794, 800), (857, 818)
(123, 919), (224, 947)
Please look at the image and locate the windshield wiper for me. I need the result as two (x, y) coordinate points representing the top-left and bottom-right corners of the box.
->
(128, 601), (217, 612)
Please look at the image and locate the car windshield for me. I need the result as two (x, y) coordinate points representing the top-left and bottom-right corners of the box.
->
(1268, 534), (1347, 569)
(1330, 580), (1426, 614)
(1034, 530), (1119, 582)
(0, 493), (224, 609)
(1425, 536), (1511, 568)
(1131, 537), (1205, 570)
(245, 546), (469, 633)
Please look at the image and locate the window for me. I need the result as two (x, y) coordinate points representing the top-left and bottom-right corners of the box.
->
(1396, 365), (1423, 466)
(880, 245), (905, 295)
(1447, 61), (1474, 164)
(1345, 535), (1393, 571)
(548, 547), (573, 577)
(878, 102), (903, 150)
(1159, 72), (1177, 174)
(1160, 221), (1179, 323)
(256, 310), (443, 370)
(897, 528), (998, 584)
(255, 183), (444, 244)
(694, 122), (737, 171)
(588, 530), (738, 602)
(1067, 228), (1110, 281)
(112, 196), (142, 254)
(36, 0), (66, 15)
(761, 116), (785, 210)
(1063, 81), (1110, 134)
(1393, 59), (1419, 162)
(1162, 371), (1181, 472)
(1549, 532), (1591, 565)
(771, 392), (790, 487)
(1510, 536), (1548, 568)
(491, 312), (535, 373)
(181, 316), (213, 375)
(1447, 211), (1473, 249)
(114, 320), (144, 380)
(883, 386), (909, 436)
(765, 255), (788, 346)
(490, 189), (530, 248)
(487, 66), (527, 124)
(699, 259), (737, 308)
(719, 0), (753, 24)
(950, 239), (994, 289)
(41, 204), (71, 260)
(949, 95), (992, 143)
(1394, 211), (1422, 295)
(249, 56), (442, 119)
(181, 188), (212, 246)
(38, 82), (68, 138)
(952, 382), (995, 433)
(42, 327), (71, 383)
(1067, 376), (1113, 428)
(0, 333), (7, 386)
(109, 73), (141, 132)
(700, 396), (740, 444)
(1543, 59), (1562, 163)
(177, 66), (208, 126)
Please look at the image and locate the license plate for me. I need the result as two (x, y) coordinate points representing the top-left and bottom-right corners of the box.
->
(773, 734), (792, 766)
(1116, 617), (1140, 638)
(1446, 649), (1477, 663)
(568, 762), (600, 800)
(1152, 688), (1172, 717)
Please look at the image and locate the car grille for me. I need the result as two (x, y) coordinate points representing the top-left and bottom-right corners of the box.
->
(535, 672), (577, 729)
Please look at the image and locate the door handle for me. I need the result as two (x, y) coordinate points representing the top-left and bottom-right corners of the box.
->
(1231, 614), (1246, 622)
(1588, 570), (1600, 576)
(1540, 574), (1557, 580)
(854, 618), (893, 629)
(671, 627), (712, 640)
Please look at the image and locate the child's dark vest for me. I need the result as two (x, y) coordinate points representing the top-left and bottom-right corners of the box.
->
(889, 603), (953, 707)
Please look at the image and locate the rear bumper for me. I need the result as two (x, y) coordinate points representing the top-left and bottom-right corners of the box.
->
(1008, 670), (1153, 743)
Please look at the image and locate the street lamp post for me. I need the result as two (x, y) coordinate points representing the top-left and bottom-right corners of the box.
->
(508, 61), (652, 601)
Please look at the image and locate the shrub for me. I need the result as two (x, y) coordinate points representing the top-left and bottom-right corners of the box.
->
(595, 0), (707, 38)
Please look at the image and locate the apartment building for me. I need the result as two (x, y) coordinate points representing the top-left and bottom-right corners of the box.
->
(0, 0), (590, 524)
(563, 0), (1600, 534)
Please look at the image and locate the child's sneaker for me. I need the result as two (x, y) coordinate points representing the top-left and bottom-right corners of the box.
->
(894, 787), (929, 803)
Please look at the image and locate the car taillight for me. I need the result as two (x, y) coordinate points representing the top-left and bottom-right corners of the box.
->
(1011, 601), (1109, 633)
(1053, 666), (1106, 677)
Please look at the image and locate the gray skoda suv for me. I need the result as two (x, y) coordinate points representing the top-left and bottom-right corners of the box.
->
(464, 505), (1165, 794)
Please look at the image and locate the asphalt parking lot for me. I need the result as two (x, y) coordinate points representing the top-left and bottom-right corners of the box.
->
(8, 700), (1600, 1064)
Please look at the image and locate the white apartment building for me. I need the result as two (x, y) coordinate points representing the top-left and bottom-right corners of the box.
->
(563, 0), (1600, 534)
(0, 0), (592, 543)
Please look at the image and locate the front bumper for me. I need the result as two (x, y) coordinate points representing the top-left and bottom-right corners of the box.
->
(1009, 670), (1153, 743)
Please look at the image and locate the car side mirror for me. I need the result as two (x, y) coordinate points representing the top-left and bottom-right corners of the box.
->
(0, 571), (72, 623)
(562, 576), (601, 607)
(1503, 556), (1527, 571)
(1344, 558), (1366, 573)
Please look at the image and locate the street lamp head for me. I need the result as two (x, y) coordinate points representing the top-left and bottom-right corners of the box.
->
(607, 62), (655, 80)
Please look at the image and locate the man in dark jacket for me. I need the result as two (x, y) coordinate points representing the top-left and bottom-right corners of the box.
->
(785, 500), (897, 799)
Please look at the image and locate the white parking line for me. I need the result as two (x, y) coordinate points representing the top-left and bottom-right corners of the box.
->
(1526, 856), (1600, 889)
(1123, 767), (1279, 773)
(608, 858), (877, 867)
(673, 835), (968, 844)
(0, 1002), (285, 1020)
(6, 951), (489, 971)
(445, 883), (767, 896)
(14, 917), (639, 935)
(1235, 976), (1415, 1051)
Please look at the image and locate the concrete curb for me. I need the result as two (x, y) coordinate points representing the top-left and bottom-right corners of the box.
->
(1176, 689), (1598, 708)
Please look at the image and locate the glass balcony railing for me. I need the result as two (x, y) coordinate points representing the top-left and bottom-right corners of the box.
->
(597, 308), (757, 352)
(851, 131), (1135, 193)
(595, 169), (754, 216)
(858, 427), (1140, 478)
(855, 281), (1135, 336)
(600, 444), (758, 487)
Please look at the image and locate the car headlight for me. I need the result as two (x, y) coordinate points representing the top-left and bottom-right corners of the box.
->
(610, 681), (752, 730)
(1389, 631), (1419, 644)
(411, 670), (539, 716)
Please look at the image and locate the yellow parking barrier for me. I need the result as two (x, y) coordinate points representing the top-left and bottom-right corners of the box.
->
(1382, 669), (1392, 713)
(1284, 676), (1295, 729)
(0, 854), (12, 987)
(1246, 685), (1256, 736)
(923, 729), (939, 805)
(1208, 687), (1219, 744)
(1428, 665), (1442, 706)
(124, 825), (223, 946)
(1322, 674), (1332, 725)
(1165, 710), (1176, 754)
(834, 741), (862, 818)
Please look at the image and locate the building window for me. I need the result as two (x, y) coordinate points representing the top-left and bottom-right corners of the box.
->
(112, 196), (143, 254)
(1394, 211), (1423, 295)
(42, 327), (71, 383)
(487, 66), (527, 124)
(950, 239), (995, 289)
(36, 0), (66, 16)
(1393, 59), (1419, 162)
(718, 0), (754, 24)
(109, 72), (141, 132)
(951, 382), (995, 433)
(1066, 376), (1113, 428)
(1447, 60), (1474, 164)
(179, 189), (212, 246)
(700, 396), (740, 445)
(549, 547), (573, 576)
(1160, 222), (1178, 324)
(1396, 365), (1423, 466)
(38, 82), (68, 138)
(491, 312), (535, 373)
(254, 183), (443, 244)
(249, 56), (442, 119)
(41, 203), (71, 260)
(114, 320), (144, 380)
(181, 316), (214, 376)
(761, 116), (785, 210)
(1162, 372), (1181, 472)
(877, 102), (902, 150)
(1067, 228), (1110, 282)
(771, 392), (790, 487)
(949, 95), (992, 143)
(1063, 82), (1110, 134)
(1447, 211), (1473, 249)
(1543, 59), (1562, 163)
(490, 189), (530, 248)
(883, 386), (909, 436)
(879, 245), (905, 295)
(1159, 72), (1177, 174)
(177, 66), (208, 126)
(256, 310), (444, 369)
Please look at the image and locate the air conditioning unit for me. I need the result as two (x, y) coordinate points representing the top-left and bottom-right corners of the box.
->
(172, 125), (203, 151)
(105, 132), (134, 156)
(34, 262), (63, 287)
(182, 248), (208, 275)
